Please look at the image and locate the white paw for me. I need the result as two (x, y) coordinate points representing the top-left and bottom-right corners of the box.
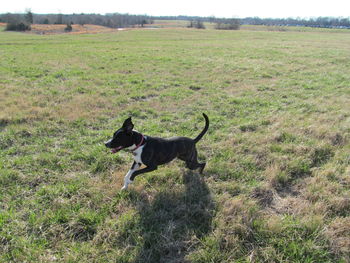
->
(121, 179), (133, 190)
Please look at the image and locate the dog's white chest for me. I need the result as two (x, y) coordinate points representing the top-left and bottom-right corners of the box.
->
(132, 145), (144, 165)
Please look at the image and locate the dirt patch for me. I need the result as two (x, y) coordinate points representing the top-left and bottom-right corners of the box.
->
(29, 24), (122, 35)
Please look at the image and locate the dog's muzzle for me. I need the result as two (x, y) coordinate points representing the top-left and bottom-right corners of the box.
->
(104, 139), (112, 148)
(105, 140), (123, 153)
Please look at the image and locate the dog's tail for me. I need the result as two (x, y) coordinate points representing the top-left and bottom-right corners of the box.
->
(193, 113), (209, 144)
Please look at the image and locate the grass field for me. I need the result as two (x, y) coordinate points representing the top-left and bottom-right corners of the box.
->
(1, 27), (350, 262)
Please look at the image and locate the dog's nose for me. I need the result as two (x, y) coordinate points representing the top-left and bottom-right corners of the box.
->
(104, 141), (110, 148)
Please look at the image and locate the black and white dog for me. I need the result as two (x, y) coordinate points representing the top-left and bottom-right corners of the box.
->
(105, 113), (209, 190)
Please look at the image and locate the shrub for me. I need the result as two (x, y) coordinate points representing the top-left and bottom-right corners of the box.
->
(188, 20), (205, 29)
(215, 23), (240, 30)
(65, 23), (73, 32)
(215, 19), (240, 30)
(6, 22), (31, 31)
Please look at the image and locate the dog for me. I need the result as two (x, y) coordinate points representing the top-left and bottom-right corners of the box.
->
(105, 113), (209, 190)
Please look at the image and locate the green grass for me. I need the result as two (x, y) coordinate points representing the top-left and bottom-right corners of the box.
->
(1, 27), (349, 262)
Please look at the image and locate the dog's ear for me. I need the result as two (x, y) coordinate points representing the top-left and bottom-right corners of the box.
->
(122, 117), (134, 134)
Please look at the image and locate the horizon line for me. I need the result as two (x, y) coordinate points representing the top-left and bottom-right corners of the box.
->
(1, 11), (349, 20)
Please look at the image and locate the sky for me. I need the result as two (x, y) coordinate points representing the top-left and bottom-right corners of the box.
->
(1, 0), (350, 18)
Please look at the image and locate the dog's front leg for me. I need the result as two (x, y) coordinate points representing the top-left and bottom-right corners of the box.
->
(129, 165), (157, 182)
(122, 161), (140, 190)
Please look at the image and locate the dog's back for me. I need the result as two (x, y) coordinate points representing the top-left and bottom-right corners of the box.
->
(140, 136), (194, 166)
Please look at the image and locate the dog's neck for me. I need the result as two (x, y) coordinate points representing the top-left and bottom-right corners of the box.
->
(129, 131), (145, 151)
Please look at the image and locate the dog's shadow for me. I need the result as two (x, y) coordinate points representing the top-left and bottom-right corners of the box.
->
(127, 171), (214, 263)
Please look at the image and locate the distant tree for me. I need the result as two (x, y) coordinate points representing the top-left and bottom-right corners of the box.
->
(25, 9), (33, 24)
(55, 13), (63, 24)
(77, 14), (86, 26)
(2, 13), (21, 24)
(209, 16), (216, 23)
(140, 19), (148, 27)
(42, 18), (49, 24)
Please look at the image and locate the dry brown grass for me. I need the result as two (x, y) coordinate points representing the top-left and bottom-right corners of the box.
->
(324, 217), (350, 257)
(29, 24), (121, 35)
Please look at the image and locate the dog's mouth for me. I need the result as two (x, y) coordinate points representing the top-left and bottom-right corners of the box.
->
(111, 146), (123, 153)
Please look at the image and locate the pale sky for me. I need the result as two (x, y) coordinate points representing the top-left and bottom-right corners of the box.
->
(1, 0), (350, 18)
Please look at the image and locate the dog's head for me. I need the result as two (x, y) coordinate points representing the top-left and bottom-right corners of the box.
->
(105, 117), (134, 153)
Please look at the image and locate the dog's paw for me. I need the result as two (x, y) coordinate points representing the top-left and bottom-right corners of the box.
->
(121, 180), (133, 191)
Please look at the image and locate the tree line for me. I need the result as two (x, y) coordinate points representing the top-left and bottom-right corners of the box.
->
(0, 12), (153, 31)
(1, 11), (349, 31)
(153, 15), (350, 29)
(241, 17), (350, 28)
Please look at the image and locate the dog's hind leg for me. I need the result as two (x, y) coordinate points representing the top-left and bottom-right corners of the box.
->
(186, 160), (206, 174)
(199, 162), (206, 174)
(184, 148), (206, 174)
